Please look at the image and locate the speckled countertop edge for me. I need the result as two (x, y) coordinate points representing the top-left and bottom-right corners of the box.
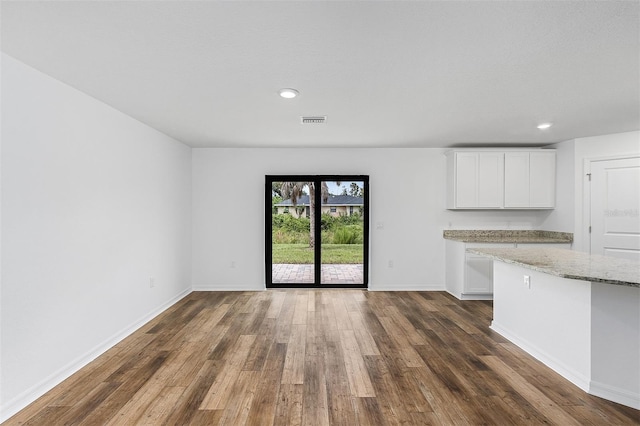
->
(443, 230), (573, 243)
(468, 247), (640, 287)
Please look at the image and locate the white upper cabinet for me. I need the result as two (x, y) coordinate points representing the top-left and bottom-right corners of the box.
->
(447, 149), (555, 210)
(529, 151), (556, 208)
(453, 152), (478, 208)
(451, 152), (504, 208)
(477, 153), (505, 208)
(504, 152), (531, 208)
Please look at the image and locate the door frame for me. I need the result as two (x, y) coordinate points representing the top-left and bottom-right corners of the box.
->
(265, 175), (369, 288)
(584, 154), (640, 255)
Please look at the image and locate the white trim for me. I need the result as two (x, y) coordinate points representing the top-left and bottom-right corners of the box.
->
(194, 286), (448, 292)
(589, 380), (640, 410)
(581, 153), (640, 253)
(0, 289), (191, 423)
(460, 293), (493, 300)
(191, 285), (265, 291)
(585, 153), (640, 162)
(368, 284), (445, 291)
(445, 290), (493, 300)
(490, 321), (591, 392)
(583, 158), (592, 254)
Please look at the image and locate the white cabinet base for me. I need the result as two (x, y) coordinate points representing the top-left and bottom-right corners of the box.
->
(446, 240), (572, 300)
(445, 241), (513, 300)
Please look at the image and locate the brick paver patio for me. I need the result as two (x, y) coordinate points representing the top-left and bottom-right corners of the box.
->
(272, 263), (364, 285)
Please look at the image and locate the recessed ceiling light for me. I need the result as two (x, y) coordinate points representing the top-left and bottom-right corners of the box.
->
(279, 88), (299, 99)
(537, 122), (553, 130)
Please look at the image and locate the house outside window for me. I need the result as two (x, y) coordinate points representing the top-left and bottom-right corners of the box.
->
(274, 194), (363, 219)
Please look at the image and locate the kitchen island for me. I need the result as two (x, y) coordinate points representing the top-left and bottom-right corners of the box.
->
(469, 247), (640, 409)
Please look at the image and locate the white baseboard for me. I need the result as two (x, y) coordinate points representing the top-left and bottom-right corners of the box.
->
(446, 290), (494, 301)
(0, 289), (192, 423)
(368, 284), (446, 291)
(490, 321), (591, 392)
(589, 380), (640, 410)
(460, 293), (493, 300)
(446, 290), (462, 299)
(192, 285), (447, 292)
(191, 285), (265, 291)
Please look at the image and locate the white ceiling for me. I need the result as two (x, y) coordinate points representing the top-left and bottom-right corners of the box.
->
(2, 1), (639, 148)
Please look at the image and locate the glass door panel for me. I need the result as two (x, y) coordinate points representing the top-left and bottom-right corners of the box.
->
(270, 180), (314, 285)
(320, 180), (365, 285)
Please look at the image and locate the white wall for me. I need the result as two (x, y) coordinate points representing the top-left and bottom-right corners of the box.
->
(539, 139), (575, 233)
(572, 131), (640, 251)
(0, 54), (192, 419)
(192, 148), (548, 291)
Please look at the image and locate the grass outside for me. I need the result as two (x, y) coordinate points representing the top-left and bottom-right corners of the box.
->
(272, 244), (363, 264)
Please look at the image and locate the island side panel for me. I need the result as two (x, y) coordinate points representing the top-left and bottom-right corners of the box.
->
(490, 262), (591, 391)
(445, 240), (465, 299)
(590, 282), (640, 409)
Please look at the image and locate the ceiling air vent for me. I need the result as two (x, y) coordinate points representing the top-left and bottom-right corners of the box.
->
(301, 116), (327, 124)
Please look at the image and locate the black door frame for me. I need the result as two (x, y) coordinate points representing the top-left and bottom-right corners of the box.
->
(265, 175), (369, 288)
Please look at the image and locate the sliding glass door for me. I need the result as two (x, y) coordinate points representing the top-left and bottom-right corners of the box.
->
(266, 175), (369, 288)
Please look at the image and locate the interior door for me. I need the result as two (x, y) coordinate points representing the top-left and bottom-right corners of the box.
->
(266, 175), (369, 288)
(590, 157), (640, 260)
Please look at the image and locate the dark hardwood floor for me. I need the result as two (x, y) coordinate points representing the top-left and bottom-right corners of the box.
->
(4, 290), (639, 425)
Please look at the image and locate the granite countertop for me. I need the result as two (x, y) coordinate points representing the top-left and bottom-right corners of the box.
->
(467, 247), (640, 287)
(443, 229), (573, 244)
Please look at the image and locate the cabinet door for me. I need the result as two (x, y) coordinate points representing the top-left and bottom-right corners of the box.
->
(463, 243), (514, 295)
(455, 152), (479, 208)
(504, 152), (530, 208)
(464, 254), (494, 293)
(529, 151), (556, 208)
(477, 152), (504, 208)
(452, 152), (503, 208)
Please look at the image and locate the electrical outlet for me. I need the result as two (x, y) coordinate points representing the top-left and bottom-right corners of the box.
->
(230, 261), (236, 268)
(388, 260), (394, 268)
(150, 277), (155, 288)
(524, 275), (530, 289)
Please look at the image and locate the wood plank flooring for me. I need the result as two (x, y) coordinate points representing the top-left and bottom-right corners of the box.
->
(4, 290), (639, 425)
